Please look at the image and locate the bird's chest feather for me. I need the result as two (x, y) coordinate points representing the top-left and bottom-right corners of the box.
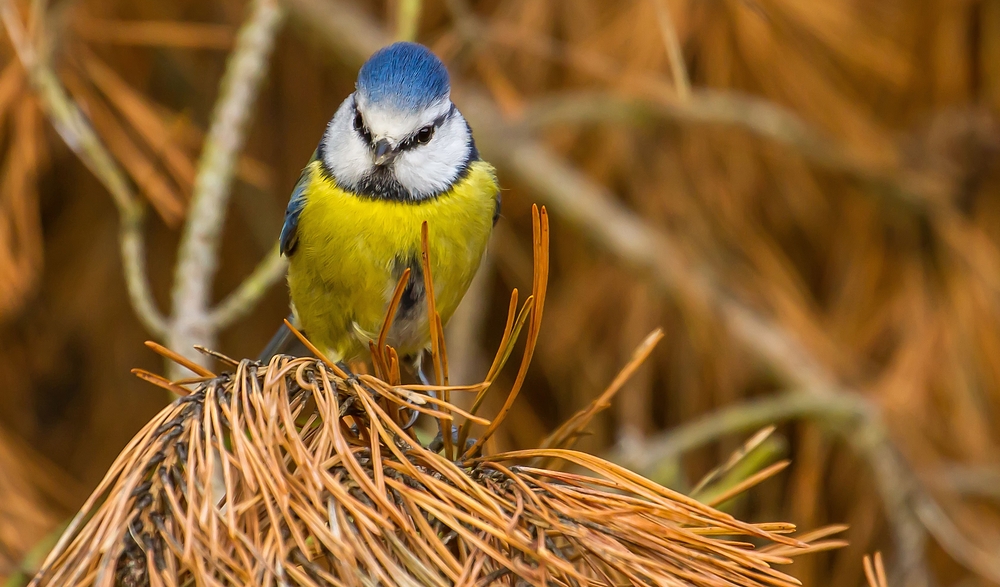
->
(287, 161), (497, 355)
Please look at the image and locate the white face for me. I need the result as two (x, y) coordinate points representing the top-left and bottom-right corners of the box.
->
(320, 92), (474, 200)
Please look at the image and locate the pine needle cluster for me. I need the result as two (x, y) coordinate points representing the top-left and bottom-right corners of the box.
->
(30, 208), (842, 586)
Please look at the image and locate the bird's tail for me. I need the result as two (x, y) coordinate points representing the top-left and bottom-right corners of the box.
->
(258, 314), (306, 362)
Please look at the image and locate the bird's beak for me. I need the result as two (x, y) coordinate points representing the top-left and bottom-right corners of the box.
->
(373, 139), (397, 166)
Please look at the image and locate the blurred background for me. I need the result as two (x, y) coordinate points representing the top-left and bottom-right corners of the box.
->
(1, 0), (999, 585)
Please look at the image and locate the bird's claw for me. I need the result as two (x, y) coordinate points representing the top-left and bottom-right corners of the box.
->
(400, 407), (420, 430)
(335, 361), (359, 384)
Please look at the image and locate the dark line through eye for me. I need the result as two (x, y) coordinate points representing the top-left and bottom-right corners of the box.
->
(398, 108), (453, 152)
(353, 106), (373, 146)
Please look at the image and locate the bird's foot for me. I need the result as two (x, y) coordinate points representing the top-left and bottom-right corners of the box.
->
(335, 361), (358, 384)
(427, 424), (477, 456)
(400, 407), (420, 430)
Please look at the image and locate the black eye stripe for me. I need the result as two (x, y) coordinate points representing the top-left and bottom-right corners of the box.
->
(353, 104), (455, 152)
(353, 107), (373, 145)
(398, 109), (452, 151)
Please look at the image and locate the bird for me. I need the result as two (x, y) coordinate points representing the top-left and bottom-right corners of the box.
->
(261, 41), (500, 381)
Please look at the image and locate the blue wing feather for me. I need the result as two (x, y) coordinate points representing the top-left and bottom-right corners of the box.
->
(279, 159), (313, 257)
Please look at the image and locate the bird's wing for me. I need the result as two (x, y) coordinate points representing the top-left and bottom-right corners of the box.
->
(279, 158), (314, 256)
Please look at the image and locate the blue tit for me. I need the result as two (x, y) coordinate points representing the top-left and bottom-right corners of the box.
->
(261, 42), (500, 375)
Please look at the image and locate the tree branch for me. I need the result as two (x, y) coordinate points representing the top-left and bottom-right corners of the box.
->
(616, 393), (863, 472)
(168, 0), (283, 374)
(516, 91), (903, 197)
(515, 92), (1000, 309)
(208, 245), (286, 330)
(395, 0), (421, 42)
(0, 0), (167, 336)
(611, 391), (932, 587)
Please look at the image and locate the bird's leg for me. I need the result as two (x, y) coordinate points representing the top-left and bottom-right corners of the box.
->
(393, 353), (427, 430)
(394, 352), (440, 436)
(335, 360), (358, 384)
(404, 353), (480, 456)
(411, 352), (434, 388)
(400, 409), (420, 430)
(428, 425), (478, 457)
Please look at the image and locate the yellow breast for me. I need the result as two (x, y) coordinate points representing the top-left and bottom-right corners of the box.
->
(287, 159), (498, 361)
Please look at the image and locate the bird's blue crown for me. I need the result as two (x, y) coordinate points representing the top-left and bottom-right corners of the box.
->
(356, 42), (450, 111)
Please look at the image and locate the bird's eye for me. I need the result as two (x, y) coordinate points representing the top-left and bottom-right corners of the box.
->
(353, 110), (365, 132)
(415, 125), (434, 144)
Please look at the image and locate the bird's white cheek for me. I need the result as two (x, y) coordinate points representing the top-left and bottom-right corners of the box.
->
(326, 133), (372, 185)
(393, 120), (471, 197)
(321, 97), (376, 186)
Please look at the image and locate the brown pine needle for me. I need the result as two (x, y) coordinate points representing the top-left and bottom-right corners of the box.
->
(30, 205), (843, 586)
(79, 50), (197, 195)
(361, 379), (491, 425)
(864, 552), (889, 587)
(387, 346), (401, 387)
(35, 353), (834, 586)
(435, 312), (449, 388)
(144, 340), (215, 377)
(758, 524), (850, 552)
(377, 267), (411, 358)
(703, 460), (792, 508)
(193, 345), (240, 367)
(419, 222), (446, 387)
(463, 293), (534, 425)
(368, 339), (389, 382)
(482, 288), (520, 383)
(462, 205), (549, 459)
(540, 328), (664, 454)
(130, 368), (191, 396)
(691, 426), (779, 496)
(74, 17), (235, 49)
(62, 69), (185, 226)
(281, 318), (349, 379)
(419, 221), (455, 458)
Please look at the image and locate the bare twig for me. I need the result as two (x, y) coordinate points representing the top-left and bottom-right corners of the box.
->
(934, 465), (1000, 501)
(168, 0), (283, 374)
(0, 0), (167, 336)
(515, 92), (1000, 310)
(612, 391), (932, 587)
(208, 245), (286, 329)
(912, 493), (1000, 583)
(6, 0), (291, 353)
(516, 91), (900, 196)
(617, 393), (864, 472)
(395, 0), (421, 42)
(118, 217), (166, 336)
